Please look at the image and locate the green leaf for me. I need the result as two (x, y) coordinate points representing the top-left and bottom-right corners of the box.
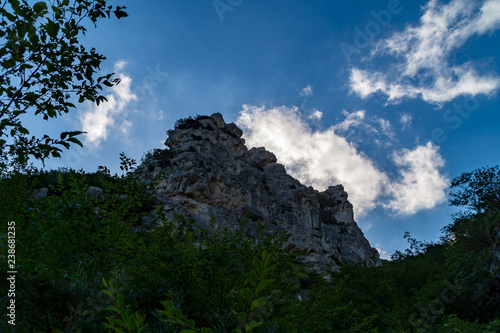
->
(261, 267), (272, 279)
(256, 279), (274, 294)
(69, 130), (85, 138)
(67, 137), (83, 147)
(241, 288), (252, 301)
(126, 316), (135, 329)
(249, 271), (258, 287)
(263, 253), (272, 268)
(107, 306), (120, 314)
(52, 6), (63, 18)
(19, 63), (34, 70)
(200, 328), (212, 333)
(24, 92), (39, 103)
(245, 320), (262, 332)
(179, 330), (195, 333)
(18, 126), (29, 135)
(2, 58), (16, 69)
(251, 297), (266, 311)
(33, 2), (47, 13)
(46, 19), (59, 38)
(113, 7), (128, 19)
(102, 290), (115, 300)
(236, 312), (247, 320)
(3, 11), (16, 22)
(47, 107), (57, 118)
(116, 294), (124, 308)
(173, 308), (182, 318)
(253, 258), (262, 273)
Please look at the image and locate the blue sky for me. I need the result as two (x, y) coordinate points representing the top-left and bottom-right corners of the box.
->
(41, 0), (500, 258)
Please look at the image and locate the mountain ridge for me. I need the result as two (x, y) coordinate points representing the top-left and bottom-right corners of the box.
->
(136, 112), (381, 270)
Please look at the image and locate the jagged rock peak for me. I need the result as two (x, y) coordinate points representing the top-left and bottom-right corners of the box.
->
(136, 113), (381, 270)
(164, 113), (244, 153)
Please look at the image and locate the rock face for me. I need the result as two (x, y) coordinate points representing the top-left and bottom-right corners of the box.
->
(136, 113), (381, 270)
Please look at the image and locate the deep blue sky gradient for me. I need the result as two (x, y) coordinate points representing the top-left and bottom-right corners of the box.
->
(37, 0), (500, 258)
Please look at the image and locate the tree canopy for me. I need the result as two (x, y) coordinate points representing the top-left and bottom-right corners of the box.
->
(449, 165), (500, 215)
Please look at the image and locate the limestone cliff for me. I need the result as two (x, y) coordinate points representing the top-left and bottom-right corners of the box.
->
(136, 113), (381, 270)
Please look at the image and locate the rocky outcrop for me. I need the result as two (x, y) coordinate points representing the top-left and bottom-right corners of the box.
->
(136, 113), (381, 270)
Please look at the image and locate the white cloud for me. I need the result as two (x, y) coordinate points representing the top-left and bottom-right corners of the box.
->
(237, 105), (388, 215)
(237, 106), (449, 216)
(332, 110), (366, 132)
(79, 62), (137, 148)
(377, 118), (394, 138)
(476, 0), (500, 32)
(332, 110), (394, 139)
(386, 142), (449, 215)
(400, 113), (413, 130)
(119, 119), (132, 135)
(300, 84), (314, 97)
(308, 110), (323, 120)
(350, 0), (500, 104)
(157, 110), (165, 120)
(114, 60), (127, 71)
(376, 244), (390, 260)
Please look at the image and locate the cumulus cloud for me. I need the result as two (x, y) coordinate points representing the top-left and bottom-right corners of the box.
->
(237, 105), (388, 215)
(349, 0), (500, 104)
(237, 106), (449, 216)
(386, 142), (449, 214)
(80, 62), (137, 148)
(300, 84), (314, 97)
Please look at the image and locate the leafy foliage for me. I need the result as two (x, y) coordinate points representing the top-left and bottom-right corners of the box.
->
(102, 278), (147, 332)
(0, 0), (127, 166)
(449, 165), (500, 215)
(174, 116), (203, 130)
(1, 162), (499, 332)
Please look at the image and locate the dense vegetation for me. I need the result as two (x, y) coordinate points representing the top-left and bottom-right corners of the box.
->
(3, 1), (496, 331)
(1, 157), (499, 332)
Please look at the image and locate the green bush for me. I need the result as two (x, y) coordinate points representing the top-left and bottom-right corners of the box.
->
(1, 162), (500, 332)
